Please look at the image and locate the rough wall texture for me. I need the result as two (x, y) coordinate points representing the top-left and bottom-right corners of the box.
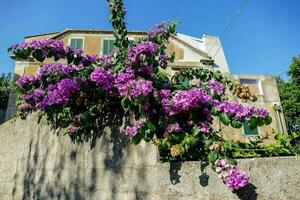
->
(0, 114), (299, 200)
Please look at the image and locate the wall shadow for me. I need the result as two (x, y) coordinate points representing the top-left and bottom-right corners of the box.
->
(10, 108), (149, 200)
(234, 183), (258, 200)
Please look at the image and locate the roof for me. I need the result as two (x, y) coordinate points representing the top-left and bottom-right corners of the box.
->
(25, 29), (210, 59)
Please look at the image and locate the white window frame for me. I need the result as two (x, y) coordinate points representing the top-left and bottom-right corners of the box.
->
(100, 37), (135, 55)
(68, 37), (85, 50)
(101, 37), (114, 55)
(240, 78), (264, 96)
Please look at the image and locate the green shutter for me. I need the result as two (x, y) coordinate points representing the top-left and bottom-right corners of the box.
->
(103, 39), (114, 55)
(243, 122), (259, 136)
(70, 38), (83, 50)
(76, 39), (83, 49)
(70, 39), (77, 50)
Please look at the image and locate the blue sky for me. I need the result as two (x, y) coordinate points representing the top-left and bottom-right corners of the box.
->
(0, 0), (299, 79)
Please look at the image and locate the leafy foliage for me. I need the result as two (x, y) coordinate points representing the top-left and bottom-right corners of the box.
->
(0, 73), (12, 109)
(277, 56), (300, 133)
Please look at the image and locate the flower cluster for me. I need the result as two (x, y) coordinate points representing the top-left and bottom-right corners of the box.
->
(40, 78), (80, 110)
(9, 38), (99, 66)
(166, 122), (182, 134)
(19, 38), (64, 51)
(147, 21), (176, 39)
(161, 88), (212, 116)
(90, 67), (115, 91)
(127, 41), (158, 67)
(217, 102), (270, 121)
(215, 159), (249, 190)
(206, 81), (225, 95)
(124, 118), (146, 138)
(37, 63), (75, 80)
(117, 78), (153, 99)
(17, 75), (39, 88)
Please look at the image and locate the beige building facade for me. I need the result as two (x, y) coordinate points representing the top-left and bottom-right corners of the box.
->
(5, 29), (287, 141)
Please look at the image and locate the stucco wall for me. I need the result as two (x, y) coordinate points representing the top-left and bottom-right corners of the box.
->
(0, 114), (299, 200)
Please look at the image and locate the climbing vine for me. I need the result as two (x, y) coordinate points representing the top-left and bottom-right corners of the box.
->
(9, 0), (278, 191)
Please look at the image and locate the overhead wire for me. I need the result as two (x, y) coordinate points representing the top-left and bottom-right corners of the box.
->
(178, 0), (219, 21)
(206, 0), (251, 59)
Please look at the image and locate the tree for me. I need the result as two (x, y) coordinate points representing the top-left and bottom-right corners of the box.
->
(0, 73), (12, 110)
(277, 56), (300, 133)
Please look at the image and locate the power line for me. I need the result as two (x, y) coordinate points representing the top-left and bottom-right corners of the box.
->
(207, 0), (251, 58)
(178, 0), (219, 21)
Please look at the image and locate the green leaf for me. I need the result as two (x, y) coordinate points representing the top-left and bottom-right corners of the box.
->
(219, 113), (230, 126)
(171, 133), (186, 143)
(160, 139), (171, 150)
(143, 129), (154, 143)
(130, 132), (143, 145)
(192, 126), (200, 136)
(121, 97), (132, 111)
(33, 49), (45, 62)
(226, 157), (237, 165)
(264, 116), (272, 125)
(231, 119), (242, 129)
(66, 53), (74, 64)
(208, 151), (218, 165)
(248, 117), (258, 130)
(211, 106), (219, 116)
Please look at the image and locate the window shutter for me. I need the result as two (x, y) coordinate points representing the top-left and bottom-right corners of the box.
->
(70, 38), (83, 50)
(243, 122), (259, 136)
(77, 39), (83, 50)
(103, 40), (109, 55)
(103, 39), (115, 55)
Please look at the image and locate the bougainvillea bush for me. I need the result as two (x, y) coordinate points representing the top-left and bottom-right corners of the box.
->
(8, 0), (274, 191)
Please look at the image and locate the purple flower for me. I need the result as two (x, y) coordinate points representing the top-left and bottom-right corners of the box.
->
(90, 67), (115, 90)
(217, 102), (270, 121)
(17, 75), (38, 87)
(124, 118), (146, 139)
(159, 55), (169, 68)
(40, 78), (80, 110)
(115, 69), (135, 84)
(69, 126), (81, 135)
(116, 78), (153, 99)
(140, 65), (153, 75)
(200, 122), (211, 134)
(100, 53), (113, 67)
(206, 81), (225, 95)
(162, 88), (212, 116)
(127, 41), (158, 67)
(167, 122), (182, 133)
(255, 108), (269, 119)
(37, 63), (75, 80)
(224, 167), (249, 190)
(214, 159), (249, 190)
(18, 103), (32, 112)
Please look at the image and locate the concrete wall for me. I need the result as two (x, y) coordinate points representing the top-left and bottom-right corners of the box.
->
(0, 114), (299, 200)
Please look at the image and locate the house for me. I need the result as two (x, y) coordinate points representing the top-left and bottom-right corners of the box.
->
(5, 29), (287, 141)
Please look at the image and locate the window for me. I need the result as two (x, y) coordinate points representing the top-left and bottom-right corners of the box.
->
(102, 38), (135, 55)
(242, 122), (259, 136)
(70, 38), (83, 50)
(102, 39), (115, 55)
(239, 78), (263, 95)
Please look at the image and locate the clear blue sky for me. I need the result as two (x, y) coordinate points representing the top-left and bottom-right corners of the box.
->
(1, 0), (299, 79)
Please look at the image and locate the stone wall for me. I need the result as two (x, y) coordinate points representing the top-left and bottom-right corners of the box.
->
(0, 114), (299, 200)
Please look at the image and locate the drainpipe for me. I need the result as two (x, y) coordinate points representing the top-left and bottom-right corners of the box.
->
(274, 104), (285, 134)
